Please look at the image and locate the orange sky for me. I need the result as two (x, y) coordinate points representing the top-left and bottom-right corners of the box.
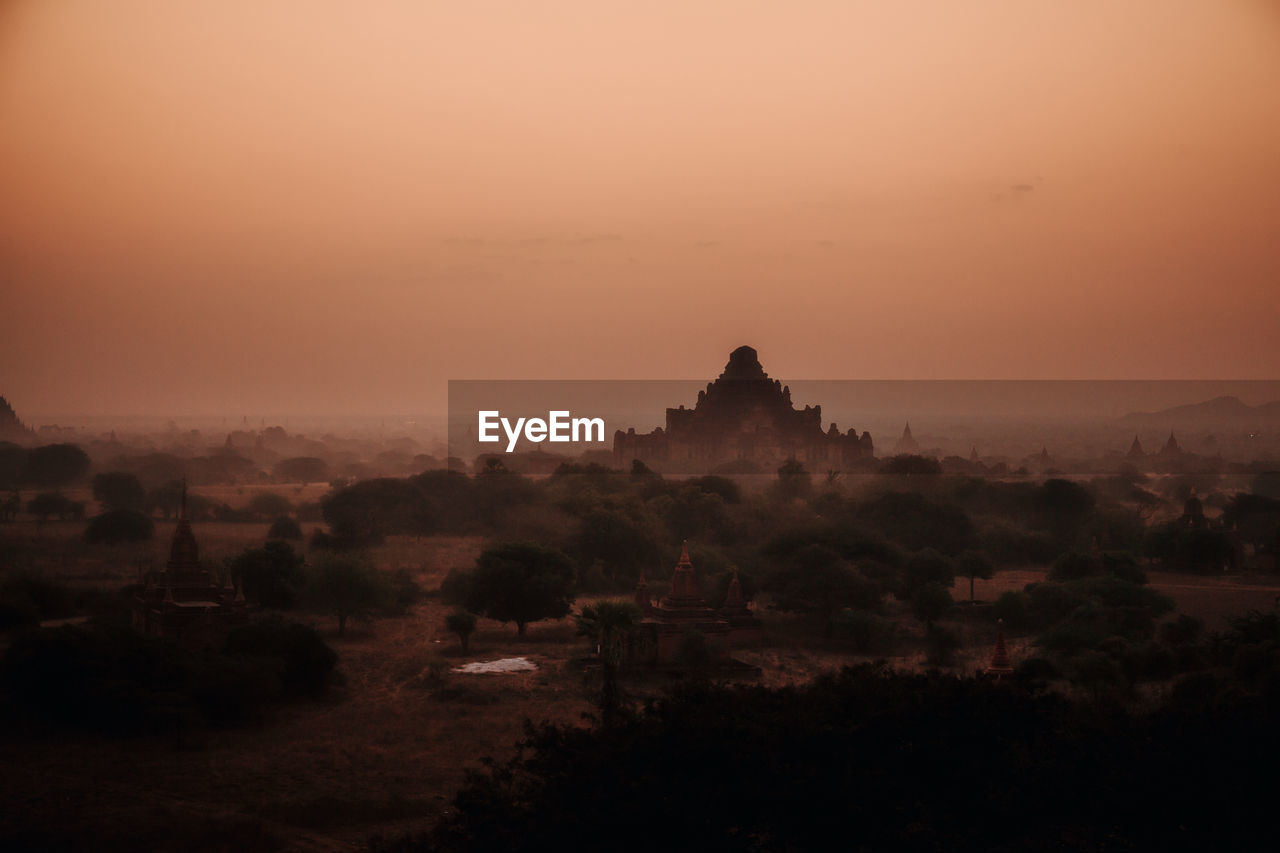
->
(2, 1), (1279, 416)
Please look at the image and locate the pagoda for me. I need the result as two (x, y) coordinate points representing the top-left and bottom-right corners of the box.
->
(639, 543), (731, 663)
(720, 567), (763, 645)
(132, 483), (246, 643)
(893, 422), (921, 455)
(985, 624), (1015, 678)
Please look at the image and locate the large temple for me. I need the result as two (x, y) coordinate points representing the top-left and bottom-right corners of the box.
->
(132, 486), (247, 643)
(613, 346), (873, 473)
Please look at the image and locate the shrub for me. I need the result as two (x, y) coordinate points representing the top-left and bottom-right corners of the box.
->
(835, 609), (895, 654)
(924, 624), (961, 666)
(222, 619), (337, 698)
(84, 510), (154, 544)
(229, 541), (305, 609)
(267, 516), (303, 540)
(910, 583), (953, 625)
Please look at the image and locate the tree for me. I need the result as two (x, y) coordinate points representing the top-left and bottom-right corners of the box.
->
(880, 454), (942, 476)
(274, 456), (329, 485)
(229, 541), (306, 608)
(774, 458), (813, 501)
(445, 610), (477, 653)
(84, 509), (154, 544)
(459, 543), (576, 636)
(957, 550), (995, 603)
(1250, 471), (1280, 500)
(575, 600), (640, 723)
(92, 471), (145, 512)
(267, 516), (303, 540)
(305, 553), (390, 635)
(910, 582), (953, 625)
(25, 491), (84, 522)
(902, 548), (955, 597)
(21, 443), (90, 488)
(765, 544), (882, 636)
(222, 619), (337, 698)
(145, 480), (186, 519)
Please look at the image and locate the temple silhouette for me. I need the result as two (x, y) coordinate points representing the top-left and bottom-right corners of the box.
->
(613, 345), (873, 473)
(132, 484), (247, 643)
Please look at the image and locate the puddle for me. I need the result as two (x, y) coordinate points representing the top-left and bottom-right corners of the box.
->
(452, 656), (537, 674)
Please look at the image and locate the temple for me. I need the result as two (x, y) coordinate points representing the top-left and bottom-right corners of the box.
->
(985, 624), (1014, 678)
(637, 540), (737, 660)
(132, 484), (247, 643)
(613, 346), (873, 473)
(893, 422), (920, 455)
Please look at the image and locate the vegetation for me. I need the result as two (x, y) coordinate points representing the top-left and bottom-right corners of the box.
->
(228, 541), (306, 608)
(84, 509), (154, 544)
(0, 620), (336, 735)
(395, 665), (1280, 852)
(306, 552), (391, 635)
(443, 543), (576, 636)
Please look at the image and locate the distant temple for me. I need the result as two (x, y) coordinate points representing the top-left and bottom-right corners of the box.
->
(1179, 491), (1208, 530)
(893, 422), (921, 455)
(0, 396), (34, 443)
(1160, 431), (1182, 456)
(132, 485), (247, 643)
(1127, 435), (1145, 458)
(613, 346), (873, 473)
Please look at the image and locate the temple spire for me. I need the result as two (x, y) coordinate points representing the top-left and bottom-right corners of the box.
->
(180, 477), (188, 520)
(634, 567), (650, 612)
(986, 622), (1014, 678)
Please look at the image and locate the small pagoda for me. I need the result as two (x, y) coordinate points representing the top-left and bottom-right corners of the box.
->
(720, 567), (762, 646)
(132, 484), (246, 643)
(637, 543), (730, 664)
(985, 623), (1015, 679)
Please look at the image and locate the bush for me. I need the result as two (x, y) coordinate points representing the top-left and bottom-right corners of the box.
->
(992, 590), (1032, 630)
(92, 472), (146, 512)
(902, 549), (955, 597)
(84, 510), (154, 544)
(267, 516), (303, 540)
(834, 609), (895, 654)
(221, 619), (337, 698)
(445, 611), (477, 653)
(229, 541), (305, 609)
(0, 573), (76, 621)
(910, 583), (953, 625)
(924, 624), (960, 666)
(0, 626), (278, 734)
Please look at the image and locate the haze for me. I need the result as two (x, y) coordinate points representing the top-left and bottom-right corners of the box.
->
(2, 1), (1279, 417)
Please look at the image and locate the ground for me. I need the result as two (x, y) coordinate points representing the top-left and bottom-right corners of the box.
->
(2, 515), (1280, 850)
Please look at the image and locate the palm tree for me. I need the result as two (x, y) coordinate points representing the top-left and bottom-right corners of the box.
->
(575, 599), (640, 725)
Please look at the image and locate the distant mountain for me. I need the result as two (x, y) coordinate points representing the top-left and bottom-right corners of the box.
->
(0, 396), (35, 443)
(1119, 395), (1280, 427)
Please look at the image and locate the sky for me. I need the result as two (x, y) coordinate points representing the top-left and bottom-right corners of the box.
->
(2, 1), (1279, 417)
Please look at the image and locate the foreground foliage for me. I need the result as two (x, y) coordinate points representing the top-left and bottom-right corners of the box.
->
(380, 663), (1279, 853)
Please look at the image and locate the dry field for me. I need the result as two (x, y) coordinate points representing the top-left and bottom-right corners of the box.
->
(2, 513), (1280, 850)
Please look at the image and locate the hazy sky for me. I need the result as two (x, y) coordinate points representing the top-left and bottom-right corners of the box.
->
(2, 1), (1279, 416)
